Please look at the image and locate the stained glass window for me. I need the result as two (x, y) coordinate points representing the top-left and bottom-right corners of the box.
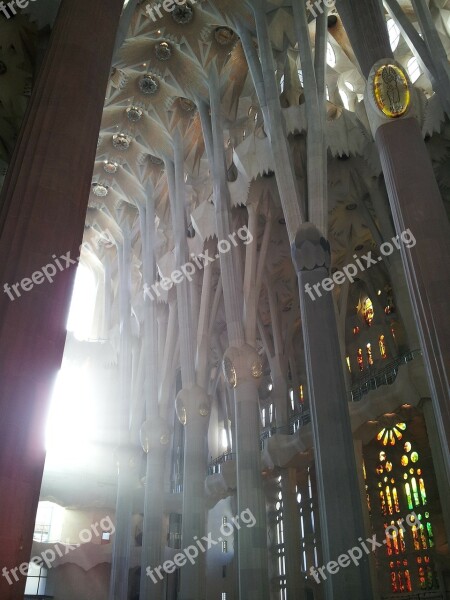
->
(357, 348), (364, 371)
(367, 421), (438, 593)
(363, 298), (374, 327)
(367, 343), (374, 366)
(379, 335), (387, 359)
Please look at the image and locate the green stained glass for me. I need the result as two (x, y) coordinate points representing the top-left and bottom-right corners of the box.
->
(411, 478), (420, 506)
(411, 452), (419, 463)
(404, 482), (413, 509)
(426, 522), (434, 547)
(419, 479), (427, 506)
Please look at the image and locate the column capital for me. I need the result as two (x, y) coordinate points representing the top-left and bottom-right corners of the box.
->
(114, 444), (142, 473)
(364, 59), (419, 136)
(140, 416), (171, 453)
(222, 344), (263, 389)
(291, 223), (330, 272)
(175, 384), (211, 424)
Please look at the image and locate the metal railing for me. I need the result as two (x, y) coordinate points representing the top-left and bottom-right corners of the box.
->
(380, 593), (443, 600)
(350, 350), (420, 402)
(207, 451), (236, 475)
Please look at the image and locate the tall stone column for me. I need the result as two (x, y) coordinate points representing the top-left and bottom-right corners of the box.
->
(138, 190), (170, 600)
(0, 0), (124, 598)
(139, 425), (170, 600)
(292, 224), (373, 600)
(109, 217), (138, 600)
(203, 66), (270, 599)
(166, 138), (209, 599)
(336, 0), (450, 484)
(109, 447), (139, 600)
(280, 468), (303, 599)
(176, 386), (210, 600)
(222, 347), (270, 600)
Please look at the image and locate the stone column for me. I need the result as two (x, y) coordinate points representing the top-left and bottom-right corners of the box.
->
(138, 190), (170, 600)
(292, 224), (373, 600)
(109, 216), (137, 600)
(0, 0), (124, 597)
(223, 346), (270, 600)
(281, 468), (303, 599)
(336, 0), (450, 485)
(203, 66), (270, 599)
(176, 386), (210, 600)
(109, 447), (139, 600)
(165, 139), (209, 599)
(139, 422), (170, 599)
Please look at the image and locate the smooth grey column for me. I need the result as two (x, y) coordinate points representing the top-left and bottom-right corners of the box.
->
(336, 0), (450, 484)
(109, 447), (138, 600)
(281, 468), (304, 599)
(376, 118), (450, 481)
(140, 443), (168, 598)
(176, 386), (210, 600)
(233, 374), (270, 600)
(292, 224), (373, 600)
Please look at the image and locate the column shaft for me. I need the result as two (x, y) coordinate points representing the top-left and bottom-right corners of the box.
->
(0, 0), (124, 597)
(179, 416), (208, 600)
(293, 228), (374, 600)
(376, 118), (450, 478)
(281, 468), (304, 599)
(235, 380), (270, 600)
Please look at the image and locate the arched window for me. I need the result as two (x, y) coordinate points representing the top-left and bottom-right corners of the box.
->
(339, 89), (350, 110)
(407, 56), (421, 83)
(357, 348), (364, 371)
(367, 343), (374, 366)
(365, 423), (438, 593)
(379, 335), (388, 359)
(387, 19), (401, 51)
(326, 42), (336, 67)
(363, 297), (374, 327)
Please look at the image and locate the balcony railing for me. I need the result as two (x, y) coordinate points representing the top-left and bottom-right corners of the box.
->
(207, 451), (235, 475)
(350, 350), (420, 402)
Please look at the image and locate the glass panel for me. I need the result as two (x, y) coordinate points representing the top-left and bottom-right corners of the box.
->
(24, 578), (39, 595)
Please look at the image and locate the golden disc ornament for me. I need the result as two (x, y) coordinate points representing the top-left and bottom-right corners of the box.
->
(373, 64), (410, 118)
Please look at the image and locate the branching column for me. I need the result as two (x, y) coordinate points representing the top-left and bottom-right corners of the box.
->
(138, 190), (170, 600)
(166, 138), (209, 600)
(206, 66), (270, 600)
(109, 215), (137, 600)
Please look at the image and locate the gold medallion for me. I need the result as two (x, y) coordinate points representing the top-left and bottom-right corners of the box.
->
(373, 64), (410, 118)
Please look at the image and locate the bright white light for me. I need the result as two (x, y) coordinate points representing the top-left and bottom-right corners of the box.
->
(298, 69), (304, 86)
(388, 19), (400, 51)
(340, 89), (350, 110)
(326, 42), (336, 67)
(66, 264), (96, 341)
(221, 428), (228, 449)
(45, 364), (97, 468)
(407, 56), (421, 83)
(345, 81), (354, 92)
(280, 74), (285, 93)
(34, 501), (65, 542)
